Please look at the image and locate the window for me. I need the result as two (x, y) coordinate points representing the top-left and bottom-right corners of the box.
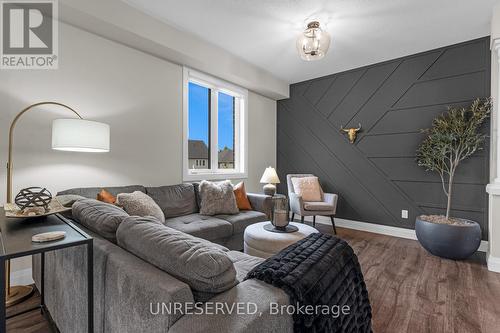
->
(183, 67), (248, 181)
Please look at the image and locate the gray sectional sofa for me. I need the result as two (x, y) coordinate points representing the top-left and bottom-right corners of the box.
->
(32, 183), (293, 333)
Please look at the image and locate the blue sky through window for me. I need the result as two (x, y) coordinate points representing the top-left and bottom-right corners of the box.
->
(218, 92), (234, 150)
(188, 82), (210, 146)
(188, 82), (234, 150)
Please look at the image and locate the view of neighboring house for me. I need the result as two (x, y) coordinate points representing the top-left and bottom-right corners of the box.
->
(188, 139), (209, 169)
(188, 140), (234, 169)
(218, 147), (235, 169)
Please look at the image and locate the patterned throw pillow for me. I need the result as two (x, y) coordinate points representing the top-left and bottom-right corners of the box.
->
(291, 176), (323, 202)
(116, 191), (165, 223)
(233, 182), (252, 210)
(199, 180), (239, 216)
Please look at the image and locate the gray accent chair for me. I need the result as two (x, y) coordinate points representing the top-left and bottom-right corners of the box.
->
(287, 174), (339, 234)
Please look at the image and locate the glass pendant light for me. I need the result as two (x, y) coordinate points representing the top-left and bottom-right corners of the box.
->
(296, 21), (331, 61)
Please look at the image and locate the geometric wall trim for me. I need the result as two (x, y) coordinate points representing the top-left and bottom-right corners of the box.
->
(277, 37), (491, 239)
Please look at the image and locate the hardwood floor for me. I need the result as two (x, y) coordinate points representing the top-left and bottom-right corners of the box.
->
(6, 225), (500, 333)
(316, 224), (500, 333)
(6, 288), (54, 333)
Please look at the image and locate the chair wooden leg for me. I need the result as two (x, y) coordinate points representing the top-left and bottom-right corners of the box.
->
(313, 216), (316, 227)
(330, 216), (337, 235)
(300, 216), (304, 223)
(291, 213), (295, 222)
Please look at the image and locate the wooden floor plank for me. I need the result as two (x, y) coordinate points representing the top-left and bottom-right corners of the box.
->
(407, 310), (445, 333)
(6, 289), (54, 333)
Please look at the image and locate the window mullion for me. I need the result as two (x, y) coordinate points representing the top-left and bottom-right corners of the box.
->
(233, 97), (240, 172)
(210, 89), (219, 172)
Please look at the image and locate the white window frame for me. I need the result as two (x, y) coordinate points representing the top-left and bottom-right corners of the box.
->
(183, 67), (248, 181)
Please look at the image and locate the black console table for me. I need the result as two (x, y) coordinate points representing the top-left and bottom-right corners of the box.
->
(0, 208), (93, 332)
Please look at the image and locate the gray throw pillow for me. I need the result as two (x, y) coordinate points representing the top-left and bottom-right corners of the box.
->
(116, 191), (165, 223)
(56, 194), (86, 207)
(199, 180), (239, 216)
(72, 199), (130, 242)
(116, 216), (237, 301)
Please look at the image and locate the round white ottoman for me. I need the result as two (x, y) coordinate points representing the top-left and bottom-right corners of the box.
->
(244, 222), (318, 258)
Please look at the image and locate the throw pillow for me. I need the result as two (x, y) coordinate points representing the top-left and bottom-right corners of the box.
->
(116, 191), (165, 223)
(72, 199), (130, 243)
(199, 180), (239, 215)
(97, 189), (116, 204)
(56, 194), (85, 207)
(233, 182), (252, 210)
(291, 176), (323, 202)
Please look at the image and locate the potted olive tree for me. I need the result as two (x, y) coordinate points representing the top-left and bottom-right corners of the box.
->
(415, 98), (491, 259)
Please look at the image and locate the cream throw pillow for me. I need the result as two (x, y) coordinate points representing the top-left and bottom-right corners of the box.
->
(199, 180), (239, 216)
(291, 176), (323, 202)
(116, 191), (165, 223)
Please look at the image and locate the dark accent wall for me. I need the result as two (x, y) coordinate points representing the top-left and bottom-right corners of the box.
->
(277, 37), (491, 239)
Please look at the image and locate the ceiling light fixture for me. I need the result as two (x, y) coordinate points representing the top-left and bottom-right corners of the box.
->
(296, 21), (331, 61)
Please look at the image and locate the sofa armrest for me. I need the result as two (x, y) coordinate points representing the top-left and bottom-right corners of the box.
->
(169, 279), (293, 333)
(247, 193), (273, 218)
(103, 246), (195, 332)
(289, 192), (304, 215)
(323, 193), (339, 215)
(33, 228), (194, 333)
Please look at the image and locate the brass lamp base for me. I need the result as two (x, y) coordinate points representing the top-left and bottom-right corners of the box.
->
(6, 285), (34, 307)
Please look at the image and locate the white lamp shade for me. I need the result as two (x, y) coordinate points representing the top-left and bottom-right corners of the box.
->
(260, 167), (280, 184)
(52, 119), (110, 152)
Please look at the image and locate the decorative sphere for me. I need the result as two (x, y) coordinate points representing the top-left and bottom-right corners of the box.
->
(15, 187), (52, 211)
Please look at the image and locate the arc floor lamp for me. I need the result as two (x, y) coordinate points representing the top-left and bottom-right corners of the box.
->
(5, 101), (110, 306)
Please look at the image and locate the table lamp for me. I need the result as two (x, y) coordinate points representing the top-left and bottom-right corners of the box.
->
(260, 166), (280, 196)
(4, 101), (110, 306)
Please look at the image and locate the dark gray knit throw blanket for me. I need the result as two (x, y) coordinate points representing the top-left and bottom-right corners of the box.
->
(245, 232), (372, 333)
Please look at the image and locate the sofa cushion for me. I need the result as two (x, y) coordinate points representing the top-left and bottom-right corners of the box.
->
(116, 216), (237, 301)
(146, 184), (198, 218)
(217, 210), (268, 234)
(72, 199), (130, 242)
(193, 182), (202, 209)
(58, 185), (146, 200)
(164, 213), (232, 241)
(116, 191), (165, 223)
(199, 180), (239, 215)
(304, 201), (333, 211)
(227, 251), (264, 282)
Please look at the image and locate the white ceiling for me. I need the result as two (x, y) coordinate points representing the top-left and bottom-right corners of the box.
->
(124, 0), (499, 84)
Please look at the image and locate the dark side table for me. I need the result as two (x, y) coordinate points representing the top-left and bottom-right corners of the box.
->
(0, 208), (93, 332)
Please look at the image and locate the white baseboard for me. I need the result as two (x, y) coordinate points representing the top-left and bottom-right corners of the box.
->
(308, 215), (489, 253)
(11, 268), (34, 286)
(487, 254), (500, 273)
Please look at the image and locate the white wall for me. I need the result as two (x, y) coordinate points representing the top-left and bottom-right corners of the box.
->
(59, 0), (289, 100)
(487, 3), (500, 272)
(0, 23), (277, 278)
(247, 92), (277, 193)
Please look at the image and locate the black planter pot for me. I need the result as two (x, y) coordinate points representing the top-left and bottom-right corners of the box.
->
(415, 216), (481, 260)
